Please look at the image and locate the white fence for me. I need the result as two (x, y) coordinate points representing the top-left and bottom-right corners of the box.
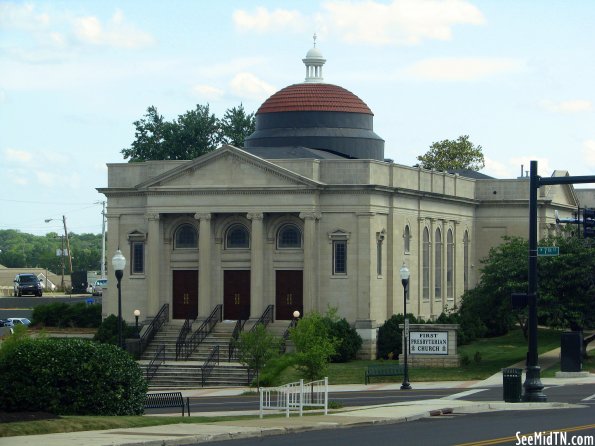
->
(259, 377), (328, 418)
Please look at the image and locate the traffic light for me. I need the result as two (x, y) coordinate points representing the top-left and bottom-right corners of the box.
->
(583, 208), (595, 238)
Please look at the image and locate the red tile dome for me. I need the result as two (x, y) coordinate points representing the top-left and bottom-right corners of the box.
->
(257, 83), (373, 115)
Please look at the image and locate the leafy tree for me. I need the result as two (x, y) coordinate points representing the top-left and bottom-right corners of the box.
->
(235, 324), (281, 389)
(461, 234), (595, 352)
(290, 312), (337, 381)
(321, 309), (362, 362)
(121, 103), (255, 162)
(377, 313), (421, 359)
(417, 135), (485, 171)
(219, 104), (255, 147)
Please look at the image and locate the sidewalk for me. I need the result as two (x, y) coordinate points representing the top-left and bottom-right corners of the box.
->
(3, 351), (594, 446)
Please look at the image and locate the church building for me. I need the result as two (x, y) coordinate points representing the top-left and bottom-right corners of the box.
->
(98, 44), (578, 358)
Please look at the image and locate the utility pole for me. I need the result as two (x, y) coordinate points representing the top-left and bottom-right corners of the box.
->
(62, 215), (73, 273)
(60, 235), (65, 290)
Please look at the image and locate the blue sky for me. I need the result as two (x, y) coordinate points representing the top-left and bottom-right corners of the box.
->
(1, 0), (594, 236)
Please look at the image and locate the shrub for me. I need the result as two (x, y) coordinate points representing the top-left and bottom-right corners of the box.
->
(377, 314), (420, 359)
(0, 337), (147, 415)
(327, 318), (362, 362)
(259, 354), (296, 387)
(94, 314), (136, 345)
(31, 302), (101, 328)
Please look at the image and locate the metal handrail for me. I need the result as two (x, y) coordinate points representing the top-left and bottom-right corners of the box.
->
(146, 343), (165, 382)
(201, 345), (220, 387)
(280, 319), (297, 354)
(228, 319), (245, 362)
(250, 304), (275, 332)
(182, 304), (222, 360)
(139, 304), (169, 357)
(175, 318), (191, 360)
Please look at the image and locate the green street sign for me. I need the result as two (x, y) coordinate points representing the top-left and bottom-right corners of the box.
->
(537, 246), (559, 256)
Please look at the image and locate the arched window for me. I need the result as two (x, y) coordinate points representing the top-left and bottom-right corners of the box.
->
(422, 227), (430, 301)
(447, 229), (454, 300)
(463, 230), (469, 291)
(404, 225), (410, 253)
(174, 224), (198, 249)
(226, 224), (250, 249)
(277, 224), (302, 249)
(435, 228), (442, 300)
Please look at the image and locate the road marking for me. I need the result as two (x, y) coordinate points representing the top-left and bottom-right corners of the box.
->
(583, 393), (595, 401)
(442, 389), (489, 400)
(454, 423), (595, 446)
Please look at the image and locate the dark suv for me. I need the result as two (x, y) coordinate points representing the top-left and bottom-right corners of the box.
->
(13, 273), (43, 297)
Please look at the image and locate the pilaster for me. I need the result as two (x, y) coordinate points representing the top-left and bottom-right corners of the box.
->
(195, 213), (212, 317)
(247, 212), (264, 318)
(147, 213), (161, 316)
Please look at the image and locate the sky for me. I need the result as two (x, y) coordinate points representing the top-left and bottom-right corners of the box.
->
(1, 0), (594, 236)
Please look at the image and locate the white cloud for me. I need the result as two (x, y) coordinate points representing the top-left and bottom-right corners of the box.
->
(36, 171), (57, 187)
(192, 84), (225, 101)
(509, 156), (552, 177)
(3, 148), (33, 162)
(483, 157), (513, 178)
(233, 1), (484, 45)
(583, 140), (595, 168)
(229, 72), (277, 100)
(233, 7), (306, 33)
(540, 99), (592, 114)
(72, 9), (154, 49)
(0, 3), (50, 31)
(401, 57), (525, 81)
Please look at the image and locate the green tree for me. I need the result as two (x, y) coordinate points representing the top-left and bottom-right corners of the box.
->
(235, 324), (281, 389)
(417, 135), (485, 171)
(290, 312), (337, 381)
(219, 104), (255, 147)
(121, 103), (256, 162)
(460, 234), (595, 351)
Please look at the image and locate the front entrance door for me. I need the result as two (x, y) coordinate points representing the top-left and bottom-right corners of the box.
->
(275, 270), (303, 320)
(224, 270), (250, 320)
(172, 270), (198, 319)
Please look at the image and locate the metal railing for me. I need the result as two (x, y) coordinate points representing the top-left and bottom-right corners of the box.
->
(201, 345), (220, 387)
(175, 318), (192, 360)
(146, 343), (165, 382)
(138, 304), (169, 357)
(181, 304), (222, 360)
(259, 377), (328, 418)
(227, 319), (245, 362)
(280, 319), (297, 354)
(250, 304), (275, 332)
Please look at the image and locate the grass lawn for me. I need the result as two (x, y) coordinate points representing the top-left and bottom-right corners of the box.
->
(277, 328), (564, 385)
(0, 414), (255, 437)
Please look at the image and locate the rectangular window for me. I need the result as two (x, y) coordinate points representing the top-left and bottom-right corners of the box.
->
(376, 239), (382, 276)
(333, 240), (347, 275)
(131, 242), (144, 274)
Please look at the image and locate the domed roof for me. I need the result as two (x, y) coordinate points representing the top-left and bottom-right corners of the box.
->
(257, 83), (373, 115)
(305, 47), (324, 59)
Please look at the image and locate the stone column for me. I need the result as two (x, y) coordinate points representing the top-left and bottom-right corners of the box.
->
(104, 214), (120, 319)
(195, 213), (212, 317)
(299, 212), (320, 313)
(248, 212), (264, 318)
(147, 213), (161, 317)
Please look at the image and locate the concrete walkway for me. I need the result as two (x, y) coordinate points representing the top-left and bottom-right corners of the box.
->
(3, 349), (594, 446)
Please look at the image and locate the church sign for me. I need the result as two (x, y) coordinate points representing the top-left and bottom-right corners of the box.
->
(409, 331), (448, 355)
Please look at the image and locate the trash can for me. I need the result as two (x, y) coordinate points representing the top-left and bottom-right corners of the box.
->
(502, 368), (522, 402)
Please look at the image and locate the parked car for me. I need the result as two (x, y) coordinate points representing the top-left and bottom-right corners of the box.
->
(6, 318), (31, 326)
(92, 279), (107, 296)
(13, 273), (43, 297)
(0, 319), (11, 327)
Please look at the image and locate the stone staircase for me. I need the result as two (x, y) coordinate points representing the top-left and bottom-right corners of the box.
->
(138, 319), (294, 388)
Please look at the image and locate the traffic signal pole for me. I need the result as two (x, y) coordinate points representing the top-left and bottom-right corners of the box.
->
(524, 161), (595, 402)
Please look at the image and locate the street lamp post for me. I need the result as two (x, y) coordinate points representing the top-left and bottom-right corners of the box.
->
(400, 264), (412, 390)
(111, 249), (126, 349)
(134, 309), (140, 338)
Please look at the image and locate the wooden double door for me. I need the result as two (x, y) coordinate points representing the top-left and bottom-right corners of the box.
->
(172, 270), (198, 320)
(275, 270), (303, 320)
(224, 270), (251, 320)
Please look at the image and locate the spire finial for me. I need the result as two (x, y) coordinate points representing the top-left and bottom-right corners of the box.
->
(313, 33), (317, 47)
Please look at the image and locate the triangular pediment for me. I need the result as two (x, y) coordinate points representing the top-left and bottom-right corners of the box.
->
(546, 171), (579, 207)
(136, 145), (323, 190)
